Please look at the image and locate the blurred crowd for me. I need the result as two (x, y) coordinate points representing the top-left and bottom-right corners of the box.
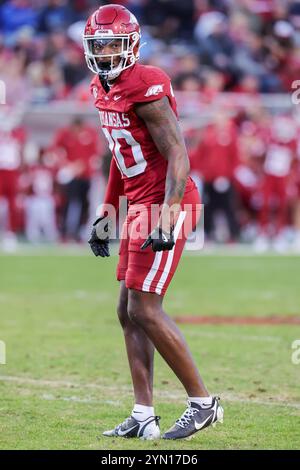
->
(2, 0), (300, 103)
(1, 0), (300, 251)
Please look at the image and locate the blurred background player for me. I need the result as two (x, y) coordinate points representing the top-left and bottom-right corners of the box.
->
(22, 148), (58, 244)
(52, 116), (100, 242)
(190, 109), (240, 242)
(256, 115), (297, 252)
(0, 115), (25, 252)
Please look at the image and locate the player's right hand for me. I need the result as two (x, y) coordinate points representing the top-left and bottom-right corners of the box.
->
(141, 226), (175, 252)
(88, 215), (111, 257)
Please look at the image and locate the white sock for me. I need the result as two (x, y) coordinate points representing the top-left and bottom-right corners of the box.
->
(188, 396), (213, 408)
(132, 404), (154, 422)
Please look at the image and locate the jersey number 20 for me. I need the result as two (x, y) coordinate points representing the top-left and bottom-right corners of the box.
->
(103, 128), (147, 178)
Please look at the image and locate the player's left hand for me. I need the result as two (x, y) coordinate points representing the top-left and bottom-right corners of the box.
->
(88, 215), (111, 257)
(141, 226), (175, 252)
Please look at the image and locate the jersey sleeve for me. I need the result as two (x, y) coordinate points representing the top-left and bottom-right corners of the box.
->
(127, 66), (175, 106)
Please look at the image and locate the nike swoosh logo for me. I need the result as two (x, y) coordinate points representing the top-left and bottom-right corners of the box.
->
(114, 95), (121, 101)
(117, 424), (139, 436)
(195, 413), (213, 430)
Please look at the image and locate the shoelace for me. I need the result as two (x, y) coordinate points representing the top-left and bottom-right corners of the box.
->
(176, 407), (199, 429)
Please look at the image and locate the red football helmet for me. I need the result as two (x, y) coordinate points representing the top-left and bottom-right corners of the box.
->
(83, 4), (141, 80)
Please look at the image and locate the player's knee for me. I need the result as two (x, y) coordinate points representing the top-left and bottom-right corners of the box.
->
(128, 304), (150, 326)
(117, 301), (130, 329)
(127, 295), (157, 327)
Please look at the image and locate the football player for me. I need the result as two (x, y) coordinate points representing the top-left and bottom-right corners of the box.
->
(84, 4), (223, 440)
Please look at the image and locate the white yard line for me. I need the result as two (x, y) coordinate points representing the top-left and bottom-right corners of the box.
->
(1, 375), (299, 410)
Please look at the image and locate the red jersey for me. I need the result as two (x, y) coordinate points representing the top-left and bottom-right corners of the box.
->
(54, 125), (100, 179)
(190, 120), (239, 182)
(90, 63), (195, 207)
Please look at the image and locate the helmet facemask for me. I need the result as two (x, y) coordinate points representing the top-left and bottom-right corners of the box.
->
(83, 32), (140, 81)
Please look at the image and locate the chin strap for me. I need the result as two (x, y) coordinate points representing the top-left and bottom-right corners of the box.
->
(99, 77), (110, 93)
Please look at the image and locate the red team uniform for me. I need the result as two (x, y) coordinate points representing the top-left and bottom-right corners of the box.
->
(90, 64), (200, 295)
(84, 3), (223, 442)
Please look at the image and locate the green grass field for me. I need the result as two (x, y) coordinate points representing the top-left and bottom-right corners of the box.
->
(0, 249), (300, 450)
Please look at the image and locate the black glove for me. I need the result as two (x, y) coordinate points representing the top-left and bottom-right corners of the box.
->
(88, 215), (111, 257)
(141, 226), (175, 252)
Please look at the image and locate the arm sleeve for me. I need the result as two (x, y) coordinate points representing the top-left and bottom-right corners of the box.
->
(102, 157), (124, 214)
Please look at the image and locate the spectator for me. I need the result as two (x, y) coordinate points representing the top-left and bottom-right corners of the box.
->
(61, 42), (86, 90)
(37, 0), (73, 34)
(175, 72), (201, 92)
(143, 0), (196, 42)
(26, 54), (65, 103)
(0, 0), (37, 46)
(195, 11), (236, 78)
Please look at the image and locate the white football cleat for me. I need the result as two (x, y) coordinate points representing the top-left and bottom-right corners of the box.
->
(103, 415), (161, 440)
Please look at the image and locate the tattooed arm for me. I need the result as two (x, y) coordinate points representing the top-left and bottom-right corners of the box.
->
(135, 96), (190, 232)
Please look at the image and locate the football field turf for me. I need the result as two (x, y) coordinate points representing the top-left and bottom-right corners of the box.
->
(0, 249), (300, 450)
